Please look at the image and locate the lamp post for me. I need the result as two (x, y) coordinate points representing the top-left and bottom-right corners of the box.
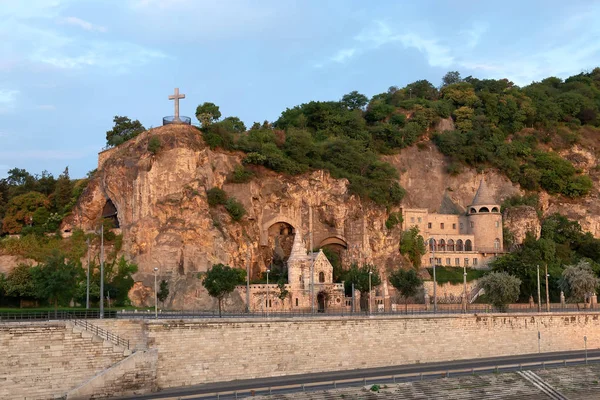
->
(154, 267), (159, 319)
(266, 268), (270, 317)
(463, 264), (468, 313)
(537, 264), (542, 313)
(86, 238), (90, 310)
(545, 264), (550, 312)
(99, 223), (105, 319)
(425, 237), (438, 313)
(369, 270), (373, 315)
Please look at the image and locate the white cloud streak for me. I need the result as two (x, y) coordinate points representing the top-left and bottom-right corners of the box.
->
(0, 89), (19, 104)
(60, 16), (107, 32)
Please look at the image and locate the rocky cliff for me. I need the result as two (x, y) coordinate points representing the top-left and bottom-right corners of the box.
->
(62, 124), (600, 308)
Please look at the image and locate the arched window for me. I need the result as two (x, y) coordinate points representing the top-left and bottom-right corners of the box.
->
(439, 239), (446, 251)
(470, 208), (477, 214)
(319, 271), (325, 283)
(494, 238), (500, 250)
(465, 239), (473, 251)
(429, 239), (437, 252)
(456, 239), (464, 252)
(295, 298), (299, 307)
(479, 207), (490, 213)
(447, 239), (455, 252)
(492, 207), (499, 213)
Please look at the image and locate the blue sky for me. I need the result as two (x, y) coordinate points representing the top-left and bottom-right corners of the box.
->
(1, 0), (600, 179)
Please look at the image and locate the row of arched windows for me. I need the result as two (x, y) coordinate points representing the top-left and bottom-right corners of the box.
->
(470, 206), (499, 213)
(428, 238), (502, 252)
(429, 239), (472, 252)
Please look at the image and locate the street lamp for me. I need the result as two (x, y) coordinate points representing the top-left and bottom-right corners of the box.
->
(463, 264), (467, 313)
(266, 268), (270, 316)
(545, 264), (550, 312)
(86, 238), (90, 310)
(99, 223), (105, 319)
(154, 267), (159, 319)
(369, 270), (373, 315)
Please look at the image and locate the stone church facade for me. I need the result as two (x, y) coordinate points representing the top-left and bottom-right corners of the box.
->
(237, 228), (346, 312)
(402, 180), (505, 268)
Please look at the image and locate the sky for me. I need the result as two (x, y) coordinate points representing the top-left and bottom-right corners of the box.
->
(1, 0), (600, 179)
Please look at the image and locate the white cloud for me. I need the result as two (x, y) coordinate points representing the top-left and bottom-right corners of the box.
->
(331, 48), (357, 64)
(60, 16), (106, 33)
(348, 21), (454, 68)
(0, 89), (19, 104)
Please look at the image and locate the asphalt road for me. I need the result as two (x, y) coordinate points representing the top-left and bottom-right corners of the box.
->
(127, 349), (600, 399)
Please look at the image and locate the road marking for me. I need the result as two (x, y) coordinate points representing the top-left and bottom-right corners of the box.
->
(517, 370), (568, 400)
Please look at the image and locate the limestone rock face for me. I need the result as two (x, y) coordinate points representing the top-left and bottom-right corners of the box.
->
(59, 125), (600, 308)
(503, 206), (541, 246)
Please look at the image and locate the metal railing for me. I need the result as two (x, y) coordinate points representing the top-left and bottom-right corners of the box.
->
(151, 356), (600, 399)
(69, 318), (129, 349)
(0, 310), (117, 321)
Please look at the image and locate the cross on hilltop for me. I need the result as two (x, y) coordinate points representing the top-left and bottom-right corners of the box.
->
(163, 88), (191, 125)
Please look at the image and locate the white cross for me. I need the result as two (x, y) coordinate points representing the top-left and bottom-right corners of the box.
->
(168, 88), (185, 121)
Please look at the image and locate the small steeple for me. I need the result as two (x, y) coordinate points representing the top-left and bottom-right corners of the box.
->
(288, 227), (310, 262)
(470, 179), (496, 206)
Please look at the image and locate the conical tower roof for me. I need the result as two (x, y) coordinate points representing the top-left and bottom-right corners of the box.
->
(470, 179), (496, 206)
(288, 228), (310, 262)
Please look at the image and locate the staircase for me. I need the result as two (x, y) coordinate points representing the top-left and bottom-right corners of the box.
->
(469, 285), (485, 304)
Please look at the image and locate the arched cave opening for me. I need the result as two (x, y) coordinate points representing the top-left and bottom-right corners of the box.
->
(319, 237), (348, 283)
(101, 199), (120, 229)
(260, 222), (295, 282)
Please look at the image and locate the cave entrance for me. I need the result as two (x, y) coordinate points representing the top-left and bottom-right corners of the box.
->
(319, 236), (348, 281)
(317, 291), (328, 313)
(101, 199), (120, 228)
(261, 222), (295, 282)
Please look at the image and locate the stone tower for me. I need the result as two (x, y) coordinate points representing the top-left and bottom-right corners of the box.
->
(287, 229), (311, 290)
(466, 179), (503, 252)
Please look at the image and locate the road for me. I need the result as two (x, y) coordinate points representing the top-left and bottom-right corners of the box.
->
(128, 349), (600, 399)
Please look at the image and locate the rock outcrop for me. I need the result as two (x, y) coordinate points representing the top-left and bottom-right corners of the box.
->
(57, 124), (600, 308)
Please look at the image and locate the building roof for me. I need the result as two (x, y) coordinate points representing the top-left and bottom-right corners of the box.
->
(470, 179), (497, 206)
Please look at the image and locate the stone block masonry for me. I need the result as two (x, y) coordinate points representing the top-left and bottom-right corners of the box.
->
(3, 313), (600, 398)
(147, 313), (600, 389)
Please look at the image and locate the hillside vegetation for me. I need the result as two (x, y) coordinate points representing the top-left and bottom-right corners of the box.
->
(199, 69), (600, 205)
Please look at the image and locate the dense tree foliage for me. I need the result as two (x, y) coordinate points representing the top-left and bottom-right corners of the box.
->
(491, 213), (600, 302)
(559, 260), (600, 307)
(201, 263), (246, 316)
(389, 268), (423, 312)
(105, 115), (146, 147)
(0, 167), (88, 236)
(196, 68), (600, 206)
(343, 263), (382, 311)
(478, 271), (521, 311)
(399, 227), (426, 268)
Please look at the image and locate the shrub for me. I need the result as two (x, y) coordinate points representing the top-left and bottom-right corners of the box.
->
(227, 165), (254, 184)
(147, 135), (161, 154)
(224, 198), (246, 221)
(385, 212), (403, 230)
(206, 187), (227, 207)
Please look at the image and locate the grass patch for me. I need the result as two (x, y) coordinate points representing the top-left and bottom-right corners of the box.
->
(426, 266), (487, 284)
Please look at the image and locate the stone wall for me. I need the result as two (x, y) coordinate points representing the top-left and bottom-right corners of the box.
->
(92, 319), (149, 350)
(0, 321), (128, 400)
(66, 349), (157, 400)
(147, 313), (600, 389)
(4, 313), (600, 397)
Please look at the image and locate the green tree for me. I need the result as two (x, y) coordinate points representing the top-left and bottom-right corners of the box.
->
(104, 256), (138, 306)
(31, 250), (81, 314)
(105, 115), (146, 147)
(2, 191), (50, 234)
(559, 260), (600, 308)
(5, 264), (37, 302)
(399, 227), (426, 268)
(206, 187), (228, 206)
(341, 91), (368, 110)
(196, 102), (222, 128)
(157, 280), (169, 306)
(201, 263), (246, 316)
(389, 268), (423, 312)
(53, 166), (73, 213)
(344, 263), (382, 311)
(442, 71), (462, 87)
(478, 271), (521, 311)
(224, 197), (246, 221)
(276, 279), (290, 308)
